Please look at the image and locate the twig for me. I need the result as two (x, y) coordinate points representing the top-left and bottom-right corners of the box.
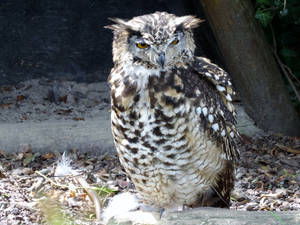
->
(270, 25), (300, 103)
(36, 171), (102, 221)
(283, 64), (300, 86)
(275, 144), (300, 154)
(35, 171), (74, 189)
(76, 177), (102, 221)
(274, 53), (300, 102)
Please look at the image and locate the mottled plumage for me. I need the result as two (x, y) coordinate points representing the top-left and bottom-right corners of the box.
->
(106, 12), (239, 209)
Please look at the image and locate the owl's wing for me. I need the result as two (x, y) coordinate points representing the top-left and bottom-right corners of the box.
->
(190, 57), (240, 160)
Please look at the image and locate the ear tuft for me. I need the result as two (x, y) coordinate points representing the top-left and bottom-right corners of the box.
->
(175, 15), (204, 29)
(104, 18), (130, 31)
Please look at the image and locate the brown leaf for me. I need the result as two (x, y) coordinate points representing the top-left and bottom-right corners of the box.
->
(73, 117), (84, 121)
(42, 153), (55, 160)
(17, 95), (26, 101)
(270, 147), (278, 156)
(22, 114), (28, 120)
(0, 150), (6, 157)
(0, 170), (6, 178)
(59, 95), (67, 103)
(80, 193), (88, 199)
(0, 86), (13, 92)
(240, 134), (252, 144)
(69, 190), (76, 198)
(0, 103), (12, 108)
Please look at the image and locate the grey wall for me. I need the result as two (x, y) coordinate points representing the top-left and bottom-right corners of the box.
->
(0, 0), (222, 85)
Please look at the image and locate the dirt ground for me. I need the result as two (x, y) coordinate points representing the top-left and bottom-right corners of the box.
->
(0, 79), (299, 224)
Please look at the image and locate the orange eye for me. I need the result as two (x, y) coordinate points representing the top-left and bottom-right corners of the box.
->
(171, 39), (179, 45)
(136, 42), (149, 49)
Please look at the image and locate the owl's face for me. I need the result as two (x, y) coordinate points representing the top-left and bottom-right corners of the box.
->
(128, 29), (188, 69)
(106, 12), (203, 70)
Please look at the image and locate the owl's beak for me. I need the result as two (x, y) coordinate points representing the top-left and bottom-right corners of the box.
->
(158, 52), (165, 68)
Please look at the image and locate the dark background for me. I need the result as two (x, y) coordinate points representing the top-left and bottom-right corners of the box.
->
(0, 0), (222, 85)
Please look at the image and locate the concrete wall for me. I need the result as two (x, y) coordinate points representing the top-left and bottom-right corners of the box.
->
(0, 0), (223, 85)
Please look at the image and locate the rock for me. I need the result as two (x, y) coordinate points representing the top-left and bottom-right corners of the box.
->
(11, 167), (32, 176)
(246, 202), (258, 211)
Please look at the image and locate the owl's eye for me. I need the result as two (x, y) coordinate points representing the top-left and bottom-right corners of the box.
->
(136, 42), (149, 49)
(171, 38), (179, 45)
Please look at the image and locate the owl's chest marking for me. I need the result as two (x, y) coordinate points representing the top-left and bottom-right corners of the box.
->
(110, 67), (228, 208)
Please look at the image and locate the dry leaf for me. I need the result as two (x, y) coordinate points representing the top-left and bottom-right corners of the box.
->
(17, 95), (26, 101)
(73, 117), (84, 121)
(42, 153), (55, 160)
(69, 190), (76, 198)
(59, 95), (67, 103)
(0, 170), (6, 178)
(0, 103), (12, 108)
(276, 144), (300, 154)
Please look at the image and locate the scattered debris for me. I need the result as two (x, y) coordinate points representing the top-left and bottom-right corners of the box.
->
(0, 79), (299, 224)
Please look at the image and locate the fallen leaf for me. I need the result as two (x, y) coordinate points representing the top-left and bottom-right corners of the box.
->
(0, 170), (6, 178)
(236, 198), (249, 206)
(23, 153), (35, 166)
(0, 150), (6, 157)
(0, 86), (13, 92)
(276, 144), (300, 154)
(73, 117), (84, 121)
(270, 147), (278, 156)
(0, 103), (12, 108)
(42, 153), (55, 160)
(69, 190), (76, 198)
(80, 193), (88, 199)
(22, 114), (28, 120)
(17, 95), (26, 101)
(59, 95), (67, 103)
(259, 206), (271, 211)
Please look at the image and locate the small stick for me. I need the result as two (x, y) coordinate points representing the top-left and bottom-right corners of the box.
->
(76, 177), (102, 221)
(35, 171), (73, 189)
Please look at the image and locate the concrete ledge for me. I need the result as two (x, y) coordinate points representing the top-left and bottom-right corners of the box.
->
(0, 117), (114, 154)
(0, 104), (262, 154)
(107, 207), (299, 225)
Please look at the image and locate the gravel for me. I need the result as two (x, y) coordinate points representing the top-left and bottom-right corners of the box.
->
(0, 79), (299, 224)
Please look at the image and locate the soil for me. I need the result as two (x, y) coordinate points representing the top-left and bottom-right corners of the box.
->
(0, 79), (299, 224)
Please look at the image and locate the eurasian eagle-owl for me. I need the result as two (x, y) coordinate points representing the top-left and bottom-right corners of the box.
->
(106, 12), (239, 209)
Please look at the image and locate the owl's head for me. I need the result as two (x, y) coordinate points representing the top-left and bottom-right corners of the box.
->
(106, 12), (203, 70)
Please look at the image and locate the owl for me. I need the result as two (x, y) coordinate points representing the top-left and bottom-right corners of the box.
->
(105, 12), (240, 210)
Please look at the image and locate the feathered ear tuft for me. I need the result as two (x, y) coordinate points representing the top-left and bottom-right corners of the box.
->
(104, 18), (130, 31)
(175, 15), (204, 29)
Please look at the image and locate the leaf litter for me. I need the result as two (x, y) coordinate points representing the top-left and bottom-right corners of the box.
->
(0, 79), (299, 224)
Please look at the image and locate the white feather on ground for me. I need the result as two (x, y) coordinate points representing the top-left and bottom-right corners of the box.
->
(54, 152), (79, 177)
(102, 192), (143, 223)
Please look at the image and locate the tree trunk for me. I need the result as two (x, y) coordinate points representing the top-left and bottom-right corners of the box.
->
(199, 0), (300, 136)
